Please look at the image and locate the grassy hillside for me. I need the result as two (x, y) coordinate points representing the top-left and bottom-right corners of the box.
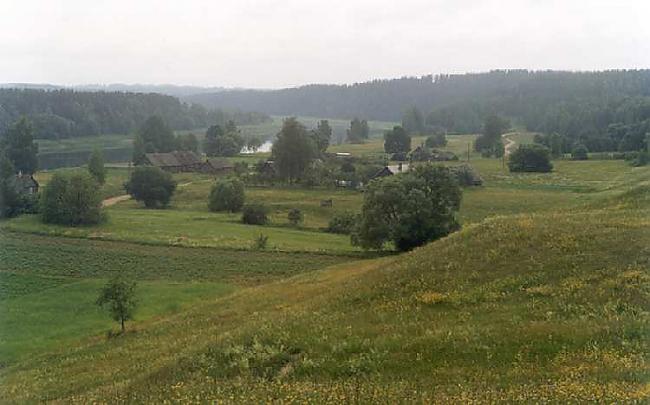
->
(1, 178), (648, 402)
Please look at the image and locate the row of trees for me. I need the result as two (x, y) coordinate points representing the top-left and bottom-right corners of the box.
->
(189, 70), (650, 153)
(0, 89), (271, 140)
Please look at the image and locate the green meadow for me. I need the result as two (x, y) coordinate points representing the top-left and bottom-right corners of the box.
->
(1, 127), (648, 402)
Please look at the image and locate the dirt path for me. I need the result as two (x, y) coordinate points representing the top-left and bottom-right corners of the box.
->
(502, 133), (517, 157)
(102, 194), (131, 207)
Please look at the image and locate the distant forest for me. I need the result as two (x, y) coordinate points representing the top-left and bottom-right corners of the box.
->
(0, 89), (270, 140)
(187, 70), (650, 152)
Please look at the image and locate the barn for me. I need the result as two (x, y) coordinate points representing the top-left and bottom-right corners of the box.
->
(205, 158), (235, 175)
(143, 151), (204, 173)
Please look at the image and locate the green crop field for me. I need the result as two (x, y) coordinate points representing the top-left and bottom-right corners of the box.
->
(1, 129), (648, 402)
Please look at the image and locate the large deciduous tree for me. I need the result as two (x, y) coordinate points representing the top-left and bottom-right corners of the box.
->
(40, 171), (103, 225)
(208, 177), (245, 212)
(402, 106), (425, 135)
(347, 118), (369, 143)
(3, 117), (38, 174)
(353, 164), (462, 251)
(475, 115), (509, 156)
(203, 123), (244, 157)
(384, 126), (412, 154)
(272, 118), (316, 182)
(138, 115), (177, 153)
(88, 148), (106, 185)
(312, 120), (332, 153)
(125, 166), (177, 208)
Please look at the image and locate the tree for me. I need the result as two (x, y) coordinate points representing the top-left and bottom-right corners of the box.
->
(0, 153), (19, 218)
(287, 208), (303, 226)
(96, 275), (138, 333)
(347, 118), (369, 143)
(402, 106), (425, 134)
(3, 117), (38, 174)
(137, 116), (176, 153)
(203, 124), (244, 157)
(88, 148), (106, 185)
(272, 118), (316, 182)
(353, 164), (462, 251)
(40, 171), (103, 225)
(384, 126), (412, 154)
(425, 133), (447, 148)
(225, 120), (238, 134)
(508, 144), (553, 172)
(242, 203), (269, 225)
(313, 120), (332, 153)
(125, 166), (177, 208)
(327, 211), (357, 234)
(177, 133), (199, 153)
(475, 115), (509, 156)
(208, 177), (245, 212)
(132, 134), (147, 165)
(571, 144), (589, 160)
(246, 136), (263, 153)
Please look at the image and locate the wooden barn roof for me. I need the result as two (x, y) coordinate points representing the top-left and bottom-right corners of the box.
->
(145, 151), (202, 167)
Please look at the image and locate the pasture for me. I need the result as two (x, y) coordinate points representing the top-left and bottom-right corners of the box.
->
(1, 128), (648, 402)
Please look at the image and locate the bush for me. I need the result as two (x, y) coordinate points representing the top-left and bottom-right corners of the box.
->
(208, 178), (245, 212)
(327, 211), (357, 234)
(254, 234), (269, 250)
(125, 167), (177, 208)
(571, 144), (589, 160)
(242, 203), (269, 225)
(508, 144), (553, 173)
(287, 208), (303, 226)
(425, 133), (447, 148)
(41, 171), (103, 225)
(632, 151), (649, 167)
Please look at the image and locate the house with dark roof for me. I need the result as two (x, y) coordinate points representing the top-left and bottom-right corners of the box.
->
(143, 151), (204, 173)
(372, 163), (409, 179)
(13, 173), (39, 195)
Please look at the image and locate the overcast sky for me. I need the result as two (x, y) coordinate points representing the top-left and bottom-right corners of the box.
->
(1, 0), (648, 88)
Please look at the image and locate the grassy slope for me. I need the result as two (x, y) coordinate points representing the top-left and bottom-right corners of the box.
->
(1, 178), (648, 402)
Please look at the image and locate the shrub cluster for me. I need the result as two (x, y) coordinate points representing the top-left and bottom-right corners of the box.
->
(327, 211), (357, 234)
(41, 171), (103, 225)
(208, 178), (245, 212)
(242, 203), (269, 225)
(125, 167), (177, 208)
(508, 144), (553, 173)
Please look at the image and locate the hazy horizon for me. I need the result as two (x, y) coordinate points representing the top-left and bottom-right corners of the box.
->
(2, 0), (649, 89)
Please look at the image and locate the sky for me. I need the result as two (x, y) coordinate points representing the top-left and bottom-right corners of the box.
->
(1, 0), (649, 88)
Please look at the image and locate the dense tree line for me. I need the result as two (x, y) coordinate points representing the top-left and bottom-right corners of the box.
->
(0, 89), (270, 140)
(187, 70), (650, 152)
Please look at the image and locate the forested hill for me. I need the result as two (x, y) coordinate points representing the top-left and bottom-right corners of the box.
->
(0, 89), (270, 140)
(186, 70), (650, 151)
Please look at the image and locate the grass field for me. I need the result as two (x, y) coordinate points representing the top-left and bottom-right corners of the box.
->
(1, 178), (647, 402)
(0, 231), (353, 364)
(2, 129), (649, 402)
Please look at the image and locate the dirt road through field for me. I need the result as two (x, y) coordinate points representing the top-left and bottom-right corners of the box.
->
(502, 133), (516, 157)
(102, 194), (131, 207)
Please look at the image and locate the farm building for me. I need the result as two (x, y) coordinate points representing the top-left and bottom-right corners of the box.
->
(205, 158), (234, 175)
(13, 173), (39, 195)
(372, 163), (409, 179)
(143, 151), (204, 173)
